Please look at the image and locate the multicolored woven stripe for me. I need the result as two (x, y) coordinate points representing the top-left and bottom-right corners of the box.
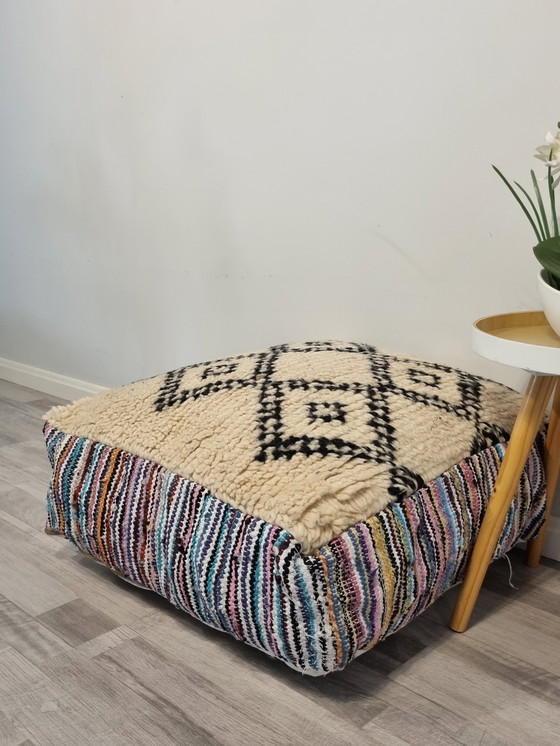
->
(44, 423), (546, 675)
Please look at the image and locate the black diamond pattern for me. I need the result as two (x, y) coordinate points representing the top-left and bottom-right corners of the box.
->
(154, 341), (508, 499)
(308, 402), (347, 424)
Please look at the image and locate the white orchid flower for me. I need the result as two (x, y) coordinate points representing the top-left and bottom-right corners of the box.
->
(535, 130), (560, 187)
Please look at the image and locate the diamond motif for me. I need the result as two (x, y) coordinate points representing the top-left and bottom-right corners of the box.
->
(154, 341), (509, 500)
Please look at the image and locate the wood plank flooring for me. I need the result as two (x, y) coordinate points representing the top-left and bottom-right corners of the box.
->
(1, 377), (560, 745)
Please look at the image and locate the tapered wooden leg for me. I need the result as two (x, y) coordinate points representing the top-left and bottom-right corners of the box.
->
(526, 378), (560, 566)
(449, 374), (555, 633)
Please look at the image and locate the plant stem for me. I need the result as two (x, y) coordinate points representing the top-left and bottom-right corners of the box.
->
(492, 166), (542, 242)
(548, 165), (559, 237)
(531, 169), (551, 239)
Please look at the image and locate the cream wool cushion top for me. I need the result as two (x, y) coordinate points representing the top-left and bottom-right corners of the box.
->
(45, 341), (521, 552)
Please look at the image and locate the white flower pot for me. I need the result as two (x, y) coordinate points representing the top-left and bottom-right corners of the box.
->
(538, 268), (560, 337)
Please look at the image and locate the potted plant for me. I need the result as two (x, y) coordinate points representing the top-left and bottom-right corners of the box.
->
(494, 125), (560, 335)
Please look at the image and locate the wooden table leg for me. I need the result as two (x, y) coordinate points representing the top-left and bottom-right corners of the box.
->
(526, 378), (560, 567)
(449, 374), (556, 633)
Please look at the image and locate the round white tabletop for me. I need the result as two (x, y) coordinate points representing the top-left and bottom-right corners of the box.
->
(472, 311), (560, 376)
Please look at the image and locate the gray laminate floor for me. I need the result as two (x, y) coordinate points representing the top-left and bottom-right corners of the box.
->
(1, 378), (560, 746)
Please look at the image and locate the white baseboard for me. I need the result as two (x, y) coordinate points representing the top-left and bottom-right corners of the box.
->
(542, 514), (560, 562)
(0, 357), (107, 401)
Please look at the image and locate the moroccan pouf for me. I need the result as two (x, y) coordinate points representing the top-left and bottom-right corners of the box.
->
(43, 341), (546, 675)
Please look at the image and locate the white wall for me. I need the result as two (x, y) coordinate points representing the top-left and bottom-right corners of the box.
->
(1, 0), (557, 392)
(2, 2), (560, 558)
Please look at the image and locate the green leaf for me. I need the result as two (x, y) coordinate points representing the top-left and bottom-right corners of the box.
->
(534, 236), (560, 285)
(492, 166), (542, 242)
(531, 170), (551, 239)
(514, 180), (545, 242)
(548, 271), (560, 290)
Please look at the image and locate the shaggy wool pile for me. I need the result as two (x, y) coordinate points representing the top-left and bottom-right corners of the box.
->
(45, 341), (521, 553)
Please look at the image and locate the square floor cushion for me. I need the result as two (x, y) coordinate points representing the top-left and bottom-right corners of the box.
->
(43, 341), (546, 675)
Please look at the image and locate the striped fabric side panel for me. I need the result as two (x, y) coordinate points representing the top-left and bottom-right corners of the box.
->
(44, 424), (546, 675)
(44, 424), (306, 667)
(303, 436), (546, 670)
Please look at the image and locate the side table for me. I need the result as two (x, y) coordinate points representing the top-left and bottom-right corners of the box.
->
(450, 311), (560, 632)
